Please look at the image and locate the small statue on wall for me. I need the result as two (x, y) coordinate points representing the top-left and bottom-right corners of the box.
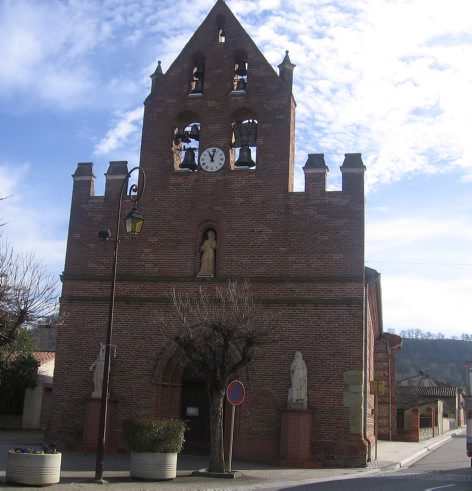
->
(197, 230), (217, 277)
(90, 342), (105, 399)
(288, 351), (308, 410)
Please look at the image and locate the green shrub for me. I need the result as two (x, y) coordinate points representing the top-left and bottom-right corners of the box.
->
(122, 418), (186, 453)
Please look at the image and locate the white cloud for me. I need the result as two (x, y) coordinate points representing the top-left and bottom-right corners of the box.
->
(0, 163), (67, 276)
(229, 0), (472, 190)
(382, 274), (472, 336)
(95, 107), (144, 156)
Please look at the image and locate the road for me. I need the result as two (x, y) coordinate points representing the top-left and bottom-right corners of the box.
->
(279, 433), (472, 491)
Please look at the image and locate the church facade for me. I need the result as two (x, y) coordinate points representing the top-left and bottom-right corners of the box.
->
(50, 0), (396, 467)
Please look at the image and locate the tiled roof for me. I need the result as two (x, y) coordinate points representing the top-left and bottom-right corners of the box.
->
(396, 385), (457, 410)
(33, 351), (55, 365)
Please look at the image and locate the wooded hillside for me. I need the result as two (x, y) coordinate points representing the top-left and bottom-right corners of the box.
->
(396, 338), (472, 390)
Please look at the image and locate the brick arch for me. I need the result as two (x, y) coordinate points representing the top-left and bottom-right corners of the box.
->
(175, 110), (200, 128)
(231, 107), (257, 123)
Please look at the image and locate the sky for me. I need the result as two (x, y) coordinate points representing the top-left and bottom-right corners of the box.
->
(0, 0), (471, 338)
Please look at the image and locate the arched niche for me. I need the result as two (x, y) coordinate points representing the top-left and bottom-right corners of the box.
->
(197, 227), (217, 278)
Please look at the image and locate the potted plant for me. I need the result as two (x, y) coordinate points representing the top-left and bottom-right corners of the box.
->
(122, 417), (186, 480)
(6, 445), (61, 486)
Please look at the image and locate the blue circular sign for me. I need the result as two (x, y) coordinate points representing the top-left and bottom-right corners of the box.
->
(226, 380), (245, 406)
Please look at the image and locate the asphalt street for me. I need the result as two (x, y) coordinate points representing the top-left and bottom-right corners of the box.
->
(274, 434), (472, 491)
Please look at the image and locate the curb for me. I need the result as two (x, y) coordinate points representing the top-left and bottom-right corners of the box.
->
(395, 432), (456, 469)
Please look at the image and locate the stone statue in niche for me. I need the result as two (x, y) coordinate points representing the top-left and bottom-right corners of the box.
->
(197, 230), (217, 277)
(288, 351), (308, 409)
(90, 342), (105, 398)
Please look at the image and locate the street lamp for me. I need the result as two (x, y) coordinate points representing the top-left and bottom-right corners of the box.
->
(95, 166), (146, 482)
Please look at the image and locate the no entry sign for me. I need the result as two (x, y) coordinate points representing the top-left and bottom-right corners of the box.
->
(226, 380), (245, 406)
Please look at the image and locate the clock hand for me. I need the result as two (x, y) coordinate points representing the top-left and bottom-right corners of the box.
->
(210, 149), (216, 162)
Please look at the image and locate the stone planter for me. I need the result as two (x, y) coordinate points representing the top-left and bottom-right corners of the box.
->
(6, 450), (61, 486)
(130, 451), (177, 480)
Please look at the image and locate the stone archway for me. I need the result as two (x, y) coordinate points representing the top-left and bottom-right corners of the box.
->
(153, 344), (210, 453)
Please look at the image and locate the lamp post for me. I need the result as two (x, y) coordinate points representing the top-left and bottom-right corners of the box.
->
(94, 166), (145, 482)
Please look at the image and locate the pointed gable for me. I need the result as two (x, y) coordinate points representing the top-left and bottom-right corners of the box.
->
(156, 0), (284, 98)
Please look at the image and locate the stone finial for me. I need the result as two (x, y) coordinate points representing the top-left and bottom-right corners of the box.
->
(341, 153), (365, 170)
(105, 161), (129, 177)
(278, 50), (296, 88)
(304, 154), (328, 195)
(303, 154), (328, 172)
(105, 161), (129, 197)
(340, 153), (365, 195)
(150, 61), (164, 92)
(72, 162), (95, 180)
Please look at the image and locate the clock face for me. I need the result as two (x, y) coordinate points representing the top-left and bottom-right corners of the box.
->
(199, 147), (225, 172)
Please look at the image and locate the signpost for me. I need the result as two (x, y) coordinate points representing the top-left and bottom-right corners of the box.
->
(226, 380), (245, 472)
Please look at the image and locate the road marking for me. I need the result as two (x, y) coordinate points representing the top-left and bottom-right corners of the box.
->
(424, 485), (455, 491)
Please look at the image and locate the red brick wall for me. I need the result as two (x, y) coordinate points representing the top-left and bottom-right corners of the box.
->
(49, 1), (371, 467)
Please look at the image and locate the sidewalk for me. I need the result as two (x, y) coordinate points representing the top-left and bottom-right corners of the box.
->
(0, 429), (460, 490)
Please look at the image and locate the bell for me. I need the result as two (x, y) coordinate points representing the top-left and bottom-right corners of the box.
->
(235, 62), (247, 77)
(235, 78), (247, 91)
(180, 147), (197, 171)
(190, 79), (204, 93)
(193, 63), (204, 79)
(189, 124), (200, 141)
(175, 127), (190, 143)
(235, 146), (255, 168)
(233, 120), (257, 147)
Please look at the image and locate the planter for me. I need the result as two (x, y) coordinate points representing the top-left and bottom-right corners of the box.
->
(6, 450), (61, 486)
(130, 451), (177, 480)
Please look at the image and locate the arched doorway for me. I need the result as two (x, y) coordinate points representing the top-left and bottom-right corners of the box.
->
(180, 364), (210, 454)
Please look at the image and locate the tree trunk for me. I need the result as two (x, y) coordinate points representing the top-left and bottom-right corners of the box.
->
(208, 388), (225, 473)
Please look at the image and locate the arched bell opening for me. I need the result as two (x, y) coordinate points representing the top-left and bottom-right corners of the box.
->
(230, 118), (257, 170)
(189, 53), (205, 95)
(216, 15), (226, 44)
(232, 49), (248, 92)
(173, 117), (201, 171)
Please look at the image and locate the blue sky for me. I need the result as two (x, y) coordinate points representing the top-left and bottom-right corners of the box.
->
(0, 0), (471, 337)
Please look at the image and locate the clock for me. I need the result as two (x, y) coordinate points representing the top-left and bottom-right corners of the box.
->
(199, 147), (225, 172)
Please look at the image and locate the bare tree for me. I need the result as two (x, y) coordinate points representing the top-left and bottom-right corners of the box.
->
(163, 279), (275, 473)
(0, 243), (59, 349)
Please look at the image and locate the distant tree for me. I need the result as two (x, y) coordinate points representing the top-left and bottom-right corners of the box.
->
(0, 243), (58, 348)
(0, 243), (59, 413)
(163, 279), (275, 473)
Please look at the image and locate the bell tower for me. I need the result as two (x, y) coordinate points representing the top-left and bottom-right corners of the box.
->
(140, 0), (296, 193)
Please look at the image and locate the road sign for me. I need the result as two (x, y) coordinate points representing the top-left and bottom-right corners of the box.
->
(226, 380), (245, 406)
